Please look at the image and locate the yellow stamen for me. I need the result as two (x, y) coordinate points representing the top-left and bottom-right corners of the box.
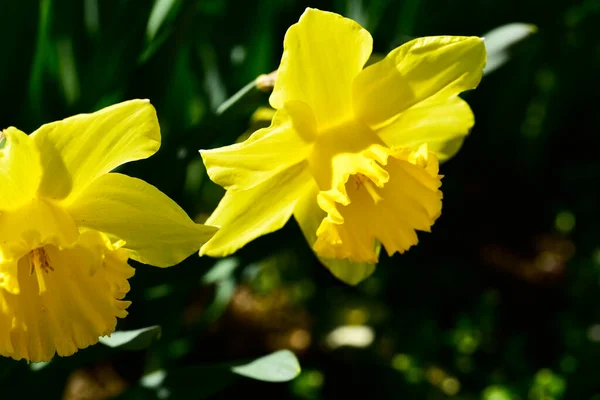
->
(29, 248), (53, 294)
(353, 173), (383, 204)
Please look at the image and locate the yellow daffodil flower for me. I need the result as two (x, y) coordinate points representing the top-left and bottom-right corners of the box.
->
(0, 100), (217, 362)
(200, 8), (486, 284)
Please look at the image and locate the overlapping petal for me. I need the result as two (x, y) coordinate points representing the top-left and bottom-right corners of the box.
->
(201, 101), (316, 192)
(31, 99), (160, 202)
(353, 36), (486, 129)
(0, 231), (133, 362)
(201, 162), (313, 257)
(67, 173), (217, 267)
(270, 8), (373, 128)
(0, 128), (43, 211)
(376, 95), (475, 161)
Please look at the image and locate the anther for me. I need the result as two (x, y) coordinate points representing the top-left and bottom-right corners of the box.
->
(352, 173), (382, 203)
(29, 248), (54, 275)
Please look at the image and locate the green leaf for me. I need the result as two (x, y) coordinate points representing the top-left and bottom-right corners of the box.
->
(483, 23), (538, 75)
(202, 258), (240, 284)
(146, 0), (179, 41)
(56, 38), (80, 105)
(231, 350), (301, 382)
(198, 278), (236, 327)
(187, 258), (240, 330)
(140, 369), (167, 389)
(160, 350), (301, 398)
(99, 325), (162, 350)
(29, 361), (51, 372)
(83, 0), (100, 37)
(27, 0), (53, 121)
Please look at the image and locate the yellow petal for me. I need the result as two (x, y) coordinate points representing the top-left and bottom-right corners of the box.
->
(353, 36), (486, 129)
(270, 8), (373, 128)
(314, 146), (442, 263)
(376, 95), (474, 162)
(0, 231), (133, 362)
(293, 183), (377, 285)
(201, 101), (316, 192)
(201, 162), (312, 257)
(0, 127), (43, 211)
(31, 99), (160, 202)
(67, 173), (217, 267)
(321, 257), (377, 286)
(0, 198), (79, 265)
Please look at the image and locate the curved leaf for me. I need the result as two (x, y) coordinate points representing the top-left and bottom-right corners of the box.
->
(231, 350), (301, 382)
(99, 325), (162, 350)
(483, 23), (537, 74)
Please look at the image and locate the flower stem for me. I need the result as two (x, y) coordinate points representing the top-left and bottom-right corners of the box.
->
(216, 70), (277, 116)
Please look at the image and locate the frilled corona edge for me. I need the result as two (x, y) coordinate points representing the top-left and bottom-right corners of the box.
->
(0, 100), (217, 361)
(198, 8), (486, 284)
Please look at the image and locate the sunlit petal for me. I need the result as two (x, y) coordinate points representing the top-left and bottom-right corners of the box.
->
(31, 99), (160, 202)
(201, 101), (316, 192)
(0, 128), (43, 211)
(68, 173), (217, 267)
(353, 36), (485, 129)
(270, 8), (373, 128)
(201, 162), (313, 257)
(376, 95), (474, 161)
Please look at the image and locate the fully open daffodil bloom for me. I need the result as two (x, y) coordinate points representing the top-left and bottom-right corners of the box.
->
(200, 8), (486, 284)
(0, 100), (217, 362)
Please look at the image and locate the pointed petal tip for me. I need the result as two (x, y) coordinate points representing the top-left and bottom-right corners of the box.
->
(198, 242), (232, 259)
(200, 224), (220, 240)
(301, 7), (320, 16)
(123, 98), (151, 105)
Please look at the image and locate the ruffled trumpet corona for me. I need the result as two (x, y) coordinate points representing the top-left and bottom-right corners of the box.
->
(0, 100), (217, 362)
(200, 8), (486, 284)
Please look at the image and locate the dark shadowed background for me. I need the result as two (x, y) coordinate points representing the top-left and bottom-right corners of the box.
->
(1, 0), (600, 398)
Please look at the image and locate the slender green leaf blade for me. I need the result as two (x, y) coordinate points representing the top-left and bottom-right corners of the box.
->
(202, 258), (239, 284)
(483, 23), (537, 74)
(146, 0), (178, 41)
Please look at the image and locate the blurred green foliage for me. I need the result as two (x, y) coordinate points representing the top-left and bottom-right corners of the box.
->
(1, 0), (600, 398)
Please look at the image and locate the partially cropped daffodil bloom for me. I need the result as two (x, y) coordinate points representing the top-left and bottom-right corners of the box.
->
(200, 8), (486, 284)
(0, 100), (217, 362)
